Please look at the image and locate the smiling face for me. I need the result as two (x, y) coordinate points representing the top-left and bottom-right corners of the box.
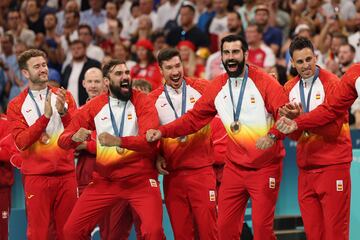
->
(221, 40), (247, 78)
(291, 48), (317, 79)
(22, 56), (49, 85)
(104, 63), (132, 101)
(160, 55), (184, 89)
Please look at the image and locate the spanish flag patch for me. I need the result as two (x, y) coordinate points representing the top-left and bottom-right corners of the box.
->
(190, 97), (196, 103)
(315, 93), (321, 100)
(127, 114), (132, 120)
(250, 96), (255, 104)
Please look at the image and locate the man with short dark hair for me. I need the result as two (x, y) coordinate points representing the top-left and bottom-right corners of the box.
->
(279, 36), (352, 240)
(147, 35), (287, 239)
(58, 59), (165, 240)
(7, 49), (77, 240)
(149, 48), (218, 239)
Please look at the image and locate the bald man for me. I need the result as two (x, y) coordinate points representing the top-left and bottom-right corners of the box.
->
(76, 67), (141, 240)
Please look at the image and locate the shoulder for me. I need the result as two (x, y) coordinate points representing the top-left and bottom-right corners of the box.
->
(185, 77), (209, 93)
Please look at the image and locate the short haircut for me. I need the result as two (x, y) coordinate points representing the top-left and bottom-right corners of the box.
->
(331, 32), (348, 44)
(132, 79), (152, 93)
(340, 43), (356, 53)
(289, 36), (314, 58)
(69, 39), (86, 47)
(247, 22), (264, 34)
(102, 59), (126, 78)
(220, 34), (248, 53)
(228, 10), (242, 21)
(157, 48), (182, 68)
(44, 12), (58, 24)
(18, 49), (47, 70)
(3, 33), (15, 45)
(78, 24), (93, 36)
(181, 1), (196, 13)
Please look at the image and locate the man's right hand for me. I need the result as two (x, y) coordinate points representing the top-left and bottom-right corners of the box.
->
(156, 156), (169, 175)
(276, 116), (298, 134)
(72, 128), (92, 143)
(279, 102), (303, 119)
(146, 129), (162, 142)
(44, 92), (53, 119)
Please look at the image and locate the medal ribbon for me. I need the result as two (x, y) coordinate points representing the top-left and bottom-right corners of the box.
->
(28, 87), (49, 118)
(108, 97), (128, 137)
(164, 80), (187, 119)
(299, 67), (319, 113)
(228, 66), (248, 122)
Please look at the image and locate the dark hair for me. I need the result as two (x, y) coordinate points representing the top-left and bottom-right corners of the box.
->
(78, 24), (93, 36)
(44, 12), (58, 24)
(331, 32), (348, 44)
(130, 1), (140, 12)
(340, 43), (356, 53)
(18, 49), (47, 70)
(102, 59), (126, 78)
(2, 33), (15, 45)
(69, 39), (87, 47)
(151, 30), (165, 42)
(228, 10), (242, 21)
(181, 1), (196, 13)
(157, 48), (182, 68)
(7, 8), (20, 20)
(247, 22), (264, 34)
(220, 34), (248, 53)
(289, 36), (314, 58)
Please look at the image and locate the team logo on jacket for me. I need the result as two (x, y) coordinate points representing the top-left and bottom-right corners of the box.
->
(269, 178), (276, 189)
(25, 109), (32, 113)
(250, 96), (256, 104)
(190, 96), (196, 103)
(315, 93), (321, 100)
(209, 190), (216, 202)
(127, 114), (132, 120)
(2, 211), (8, 219)
(101, 116), (108, 121)
(149, 179), (158, 187)
(336, 180), (344, 192)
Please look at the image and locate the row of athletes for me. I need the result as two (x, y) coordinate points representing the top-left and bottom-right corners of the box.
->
(0, 34), (355, 240)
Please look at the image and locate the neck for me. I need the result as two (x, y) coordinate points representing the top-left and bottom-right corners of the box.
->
(46, 29), (56, 37)
(182, 24), (194, 32)
(29, 82), (47, 91)
(250, 41), (261, 49)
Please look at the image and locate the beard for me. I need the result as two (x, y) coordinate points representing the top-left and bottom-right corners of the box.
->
(109, 79), (132, 101)
(222, 58), (245, 78)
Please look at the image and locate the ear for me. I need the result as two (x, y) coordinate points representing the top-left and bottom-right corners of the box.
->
(103, 77), (110, 87)
(21, 69), (30, 79)
(244, 51), (248, 61)
(290, 58), (295, 68)
(82, 79), (86, 88)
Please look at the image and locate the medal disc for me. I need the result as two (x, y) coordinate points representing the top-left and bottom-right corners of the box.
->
(230, 121), (241, 134)
(116, 146), (125, 154)
(177, 136), (188, 143)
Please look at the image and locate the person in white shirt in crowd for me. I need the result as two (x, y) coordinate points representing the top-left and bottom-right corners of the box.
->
(78, 24), (105, 63)
(139, 0), (159, 31)
(6, 9), (36, 47)
(157, 0), (182, 30)
(56, 0), (80, 35)
(80, 0), (106, 33)
(96, 1), (121, 42)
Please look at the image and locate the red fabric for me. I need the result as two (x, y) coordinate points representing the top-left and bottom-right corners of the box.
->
(63, 173), (165, 240)
(130, 62), (163, 90)
(284, 68), (352, 169)
(0, 187), (11, 240)
(210, 116), (228, 166)
(218, 161), (282, 240)
(177, 40), (196, 51)
(159, 65), (287, 169)
(58, 90), (159, 179)
(295, 63), (360, 129)
(0, 116), (14, 187)
(298, 164), (350, 240)
(135, 39), (154, 51)
(163, 166), (218, 239)
(23, 173), (77, 240)
(6, 86), (77, 175)
(248, 48), (267, 68)
(149, 77), (214, 171)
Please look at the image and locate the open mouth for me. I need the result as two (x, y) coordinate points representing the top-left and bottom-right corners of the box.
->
(226, 61), (239, 71)
(120, 80), (130, 92)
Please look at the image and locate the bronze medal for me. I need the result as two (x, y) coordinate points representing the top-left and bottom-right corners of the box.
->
(40, 132), (50, 145)
(116, 146), (125, 154)
(230, 121), (241, 134)
(303, 131), (310, 138)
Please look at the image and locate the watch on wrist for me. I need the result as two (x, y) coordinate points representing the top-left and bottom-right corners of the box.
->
(267, 133), (277, 141)
(59, 106), (68, 116)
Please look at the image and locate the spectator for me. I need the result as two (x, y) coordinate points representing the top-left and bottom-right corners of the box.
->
(78, 24), (105, 63)
(25, 0), (45, 34)
(139, 0), (159, 30)
(131, 14), (154, 45)
(61, 40), (101, 106)
(6, 9), (35, 47)
(236, 0), (256, 30)
(254, 4), (283, 55)
(56, 0), (80, 35)
(157, 0), (182, 30)
(167, 2), (209, 49)
(177, 40), (205, 78)
(207, 0), (229, 52)
(197, 0), (215, 33)
(112, 42), (136, 70)
(60, 10), (80, 57)
(151, 31), (168, 56)
(96, 1), (121, 43)
(338, 43), (356, 76)
(120, 1), (141, 40)
(227, 10), (244, 37)
(131, 39), (163, 90)
(80, 0), (106, 33)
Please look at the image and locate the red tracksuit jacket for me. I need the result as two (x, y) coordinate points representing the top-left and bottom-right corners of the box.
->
(159, 65), (287, 169)
(6, 86), (77, 175)
(149, 77), (214, 171)
(0, 115), (14, 187)
(295, 63), (360, 129)
(284, 68), (352, 169)
(58, 90), (159, 179)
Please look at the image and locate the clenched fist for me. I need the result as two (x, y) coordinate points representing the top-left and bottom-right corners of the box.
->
(98, 132), (121, 147)
(72, 128), (92, 143)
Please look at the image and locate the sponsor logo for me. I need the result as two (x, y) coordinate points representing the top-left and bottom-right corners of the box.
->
(160, 103), (167, 108)
(26, 109), (32, 113)
(336, 180), (344, 192)
(27, 194), (35, 199)
(149, 179), (158, 187)
(269, 178), (276, 189)
(2, 211), (8, 219)
(101, 117), (108, 121)
(209, 190), (216, 202)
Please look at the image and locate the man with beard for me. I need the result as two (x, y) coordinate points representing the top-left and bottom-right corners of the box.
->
(276, 37), (352, 240)
(146, 34), (287, 239)
(148, 48), (218, 239)
(58, 59), (165, 240)
(6, 49), (78, 240)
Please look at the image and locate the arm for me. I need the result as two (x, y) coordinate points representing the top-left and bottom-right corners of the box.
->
(60, 90), (77, 127)
(7, 101), (50, 151)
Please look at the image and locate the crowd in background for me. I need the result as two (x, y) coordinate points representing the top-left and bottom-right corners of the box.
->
(1, 0), (360, 125)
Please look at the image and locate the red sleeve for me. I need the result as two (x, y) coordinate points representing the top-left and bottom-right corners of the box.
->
(60, 90), (77, 127)
(159, 78), (220, 138)
(0, 134), (18, 161)
(58, 101), (95, 150)
(7, 99), (50, 150)
(120, 91), (159, 154)
(252, 67), (288, 140)
(85, 131), (97, 154)
(295, 64), (360, 130)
